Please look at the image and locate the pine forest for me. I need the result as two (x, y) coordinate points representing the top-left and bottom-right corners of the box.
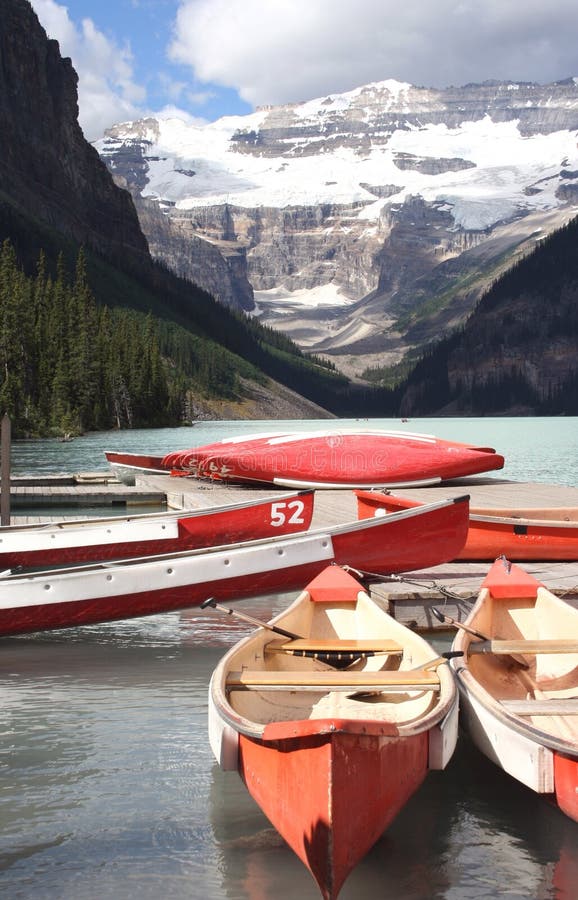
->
(0, 240), (261, 437)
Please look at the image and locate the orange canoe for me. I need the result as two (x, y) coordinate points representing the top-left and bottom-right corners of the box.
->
(208, 565), (459, 899)
(355, 490), (578, 561)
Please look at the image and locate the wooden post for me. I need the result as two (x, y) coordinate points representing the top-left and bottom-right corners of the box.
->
(1, 413), (11, 525)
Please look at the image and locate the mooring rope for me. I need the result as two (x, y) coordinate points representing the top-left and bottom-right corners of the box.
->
(341, 564), (476, 603)
(342, 564), (578, 605)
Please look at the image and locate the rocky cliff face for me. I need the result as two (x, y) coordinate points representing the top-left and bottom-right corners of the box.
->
(0, 0), (149, 267)
(97, 79), (578, 377)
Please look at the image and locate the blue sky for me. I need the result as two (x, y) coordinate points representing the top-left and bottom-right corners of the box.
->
(31, 0), (578, 142)
(55, 0), (252, 120)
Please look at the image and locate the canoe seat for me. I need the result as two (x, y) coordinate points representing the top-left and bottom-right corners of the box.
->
(500, 699), (578, 715)
(226, 668), (440, 692)
(470, 639), (578, 656)
(265, 638), (404, 663)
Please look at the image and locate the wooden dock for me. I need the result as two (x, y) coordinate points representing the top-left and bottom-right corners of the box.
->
(7, 472), (166, 510)
(5, 471), (578, 629)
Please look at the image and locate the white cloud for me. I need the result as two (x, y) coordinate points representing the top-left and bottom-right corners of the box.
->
(31, 0), (147, 139)
(169, 0), (578, 106)
(30, 0), (578, 139)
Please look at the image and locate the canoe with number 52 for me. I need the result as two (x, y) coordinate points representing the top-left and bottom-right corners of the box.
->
(0, 491), (314, 569)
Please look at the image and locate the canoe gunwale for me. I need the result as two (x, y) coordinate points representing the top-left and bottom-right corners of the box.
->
(469, 512), (578, 529)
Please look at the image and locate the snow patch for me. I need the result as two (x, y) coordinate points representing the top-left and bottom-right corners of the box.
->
(253, 283), (356, 314)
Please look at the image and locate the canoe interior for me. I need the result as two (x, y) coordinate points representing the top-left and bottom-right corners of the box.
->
(220, 570), (455, 736)
(356, 490), (578, 526)
(461, 584), (578, 747)
(471, 507), (578, 523)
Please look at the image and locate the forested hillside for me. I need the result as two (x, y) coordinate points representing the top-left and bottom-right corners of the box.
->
(0, 234), (376, 436)
(0, 240), (265, 435)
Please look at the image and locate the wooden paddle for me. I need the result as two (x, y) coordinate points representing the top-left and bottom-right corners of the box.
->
(418, 650), (463, 670)
(200, 597), (301, 639)
(346, 651), (463, 699)
(431, 607), (529, 668)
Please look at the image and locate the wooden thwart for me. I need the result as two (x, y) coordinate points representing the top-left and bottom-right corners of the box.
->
(226, 668), (441, 692)
(501, 698), (578, 715)
(266, 638), (403, 655)
(470, 639), (578, 656)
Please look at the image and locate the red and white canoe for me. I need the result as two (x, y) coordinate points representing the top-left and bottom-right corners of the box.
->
(355, 490), (578, 561)
(0, 491), (314, 569)
(446, 557), (578, 824)
(208, 564), (459, 899)
(106, 427), (504, 489)
(0, 494), (469, 637)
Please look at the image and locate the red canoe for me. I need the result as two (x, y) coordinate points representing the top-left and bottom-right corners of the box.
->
(0, 494), (469, 637)
(105, 431), (289, 480)
(106, 428), (504, 489)
(208, 564), (459, 899)
(448, 557), (578, 824)
(355, 490), (578, 560)
(0, 491), (314, 569)
(104, 450), (170, 479)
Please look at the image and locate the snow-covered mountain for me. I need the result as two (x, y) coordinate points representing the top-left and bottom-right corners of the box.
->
(96, 79), (578, 376)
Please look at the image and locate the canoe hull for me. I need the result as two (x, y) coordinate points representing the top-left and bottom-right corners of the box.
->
(356, 490), (578, 561)
(456, 674), (556, 793)
(191, 431), (504, 488)
(458, 669), (578, 822)
(554, 754), (578, 822)
(0, 495), (469, 636)
(0, 491), (314, 568)
(238, 727), (428, 900)
(106, 429), (504, 489)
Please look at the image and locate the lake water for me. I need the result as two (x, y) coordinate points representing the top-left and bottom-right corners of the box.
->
(7, 416), (578, 488)
(2, 418), (578, 899)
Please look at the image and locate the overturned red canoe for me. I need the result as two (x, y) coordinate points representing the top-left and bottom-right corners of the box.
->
(0, 491), (314, 569)
(208, 564), (459, 898)
(0, 494), (469, 637)
(183, 429), (504, 488)
(105, 432), (291, 480)
(107, 428), (504, 489)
